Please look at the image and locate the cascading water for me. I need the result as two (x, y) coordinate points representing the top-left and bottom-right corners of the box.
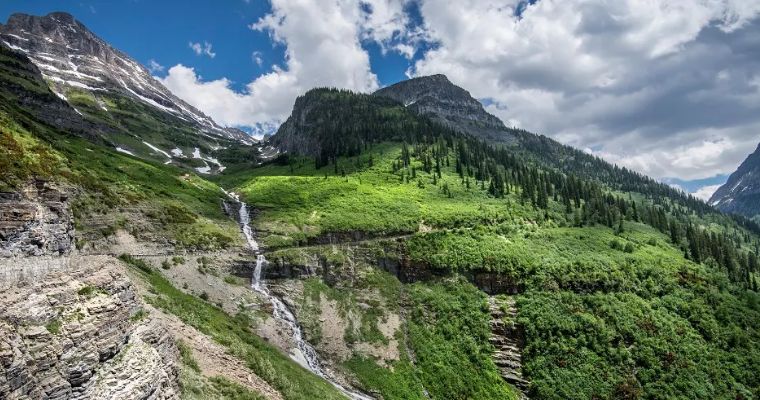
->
(232, 197), (373, 400)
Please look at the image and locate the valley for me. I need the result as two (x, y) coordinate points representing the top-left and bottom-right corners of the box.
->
(1, 10), (760, 400)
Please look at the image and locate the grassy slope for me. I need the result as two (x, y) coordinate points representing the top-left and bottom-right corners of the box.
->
(0, 103), (239, 249)
(219, 142), (537, 248)
(226, 143), (760, 399)
(120, 255), (345, 400)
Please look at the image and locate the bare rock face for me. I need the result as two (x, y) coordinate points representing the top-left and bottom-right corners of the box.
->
(0, 255), (180, 400)
(709, 143), (760, 219)
(0, 179), (74, 258)
(373, 74), (516, 143)
(488, 296), (529, 398)
(0, 180), (180, 399)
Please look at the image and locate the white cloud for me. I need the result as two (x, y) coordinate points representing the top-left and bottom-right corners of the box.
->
(693, 184), (723, 201)
(252, 51), (263, 67)
(409, 0), (760, 180)
(189, 41), (216, 58)
(163, 0), (389, 135)
(147, 59), (164, 73)
(159, 0), (760, 183)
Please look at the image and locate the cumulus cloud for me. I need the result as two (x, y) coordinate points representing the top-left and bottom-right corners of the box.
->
(160, 0), (760, 184)
(163, 0), (402, 136)
(189, 41), (216, 58)
(409, 0), (760, 181)
(693, 184), (723, 201)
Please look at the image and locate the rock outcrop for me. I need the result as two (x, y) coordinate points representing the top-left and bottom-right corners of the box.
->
(488, 296), (529, 398)
(0, 255), (180, 399)
(0, 180), (73, 258)
(709, 143), (760, 219)
(373, 74), (516, 143)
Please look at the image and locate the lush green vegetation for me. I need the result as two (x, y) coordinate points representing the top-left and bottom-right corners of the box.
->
(5, 43), (760, 400)
(338, 276), (517, 400)
(405, 280), (516, 400)
(226, 89), (760, 399)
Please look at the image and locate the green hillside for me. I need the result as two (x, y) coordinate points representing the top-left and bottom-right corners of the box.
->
(219, 89), (760, 399)
(3, 45), (760, 399)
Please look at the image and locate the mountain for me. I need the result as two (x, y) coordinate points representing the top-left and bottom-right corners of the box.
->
(0, 12), (253, 171)
(228, 86), (760, 399)
(710, 143), (760, 219)
(3, 13), (760, 400)
(373, 74), (516, 143)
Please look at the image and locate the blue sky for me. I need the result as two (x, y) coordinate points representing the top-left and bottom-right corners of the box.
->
(0, 0), (417, 90)
(2, 0), (760, 200)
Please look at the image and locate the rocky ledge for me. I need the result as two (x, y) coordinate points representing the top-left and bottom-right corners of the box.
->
(0, 179), (74, 258)
(0, 255), (180, 400)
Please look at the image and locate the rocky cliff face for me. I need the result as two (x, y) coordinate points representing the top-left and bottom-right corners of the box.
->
(373, 74), (516, 143)
(268, 91), (328, 157)
(0, 255), (180, 400)
(0, 179), (180, 399)
(710, 143), (760, 219)
(0, 180), (74, 259)
(0, 12), (246, 143)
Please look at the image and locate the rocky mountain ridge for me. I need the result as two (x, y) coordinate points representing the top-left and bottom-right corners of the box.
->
(0, 12), (248, 144)
(373, 74), (516, 143)
(710, 143), (760, 219)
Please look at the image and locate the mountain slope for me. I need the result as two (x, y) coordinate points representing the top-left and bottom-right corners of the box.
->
(0, 12), (252, 172)
(710, 143), (760, 219)
(0, 41), (350, 400)
(233, 85), (760, 399)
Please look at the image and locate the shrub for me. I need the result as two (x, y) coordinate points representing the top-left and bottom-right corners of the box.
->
(118, 253), (152, 274)
(45, 319), (62, 335)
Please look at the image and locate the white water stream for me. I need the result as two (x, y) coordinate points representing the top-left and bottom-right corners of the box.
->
(232, 197), (373, 400)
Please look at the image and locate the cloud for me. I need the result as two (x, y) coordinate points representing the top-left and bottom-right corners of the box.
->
(408, 0), (760, 180)
(147, 59), (164, 73)
(252, 51), (263, 67)
(693, 184), (723, 201)
(189, 41), (216, 58)
(159, 0), (760, 183)
(163, 0), (389, 135)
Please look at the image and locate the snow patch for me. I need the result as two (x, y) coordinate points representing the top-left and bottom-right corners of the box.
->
(115, 147), (136, 156)
(170, 148), (184, 157)
(2, 40), (26, 52)
(4, 33), (29, 41)
(142, 141), (172, 159)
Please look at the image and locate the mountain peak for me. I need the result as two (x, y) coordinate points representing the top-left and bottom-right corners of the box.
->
(373, 74), (513, 143)
(0, 11), (250, 145)
(709, 144), (760, 219)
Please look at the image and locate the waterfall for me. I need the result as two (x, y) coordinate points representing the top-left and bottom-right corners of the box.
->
(232, 197), (373, 400)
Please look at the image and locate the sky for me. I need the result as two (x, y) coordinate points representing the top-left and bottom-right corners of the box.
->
(2, 0), (760, 201)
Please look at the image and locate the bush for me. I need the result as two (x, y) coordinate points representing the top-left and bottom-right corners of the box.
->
(118, 254), (153, 274)
(45, 319), (62, 335)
